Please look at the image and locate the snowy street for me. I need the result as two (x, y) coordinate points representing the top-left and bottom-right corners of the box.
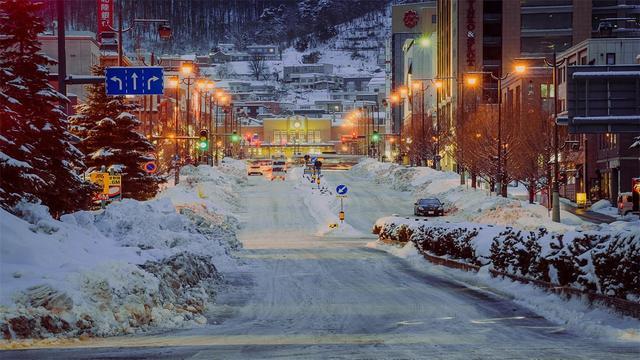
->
(6, 168), (639, 359)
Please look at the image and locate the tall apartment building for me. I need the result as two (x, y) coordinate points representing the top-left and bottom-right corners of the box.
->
(436, 0), (640, 171)
(390, 2), (437, 135)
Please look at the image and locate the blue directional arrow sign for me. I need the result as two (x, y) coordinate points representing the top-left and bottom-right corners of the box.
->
(105, 67), (164, 96)
(336, 184), (348, 195)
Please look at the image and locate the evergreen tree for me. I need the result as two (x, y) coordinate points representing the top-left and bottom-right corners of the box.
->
(70, 70), (161, 201)
(0, 0), (93, 214)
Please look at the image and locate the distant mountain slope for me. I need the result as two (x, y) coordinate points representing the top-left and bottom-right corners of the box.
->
(41, 0), (389, 54)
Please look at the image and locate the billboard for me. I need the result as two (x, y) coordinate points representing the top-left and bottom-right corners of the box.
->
(559, 65), (640, 133)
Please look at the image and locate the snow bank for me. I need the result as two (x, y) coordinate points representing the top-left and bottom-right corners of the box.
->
(291, 167), (362, 237)
(352, 159), (583, 232)
(374, 216), (640, 303)
(0, 165), (246, 341)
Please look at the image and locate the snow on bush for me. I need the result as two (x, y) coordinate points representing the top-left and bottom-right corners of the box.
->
(0, 165), (245, 340)
(374, 216), (640, 302)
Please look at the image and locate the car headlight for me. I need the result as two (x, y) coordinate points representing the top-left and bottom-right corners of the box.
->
(418, 206), (425, 210)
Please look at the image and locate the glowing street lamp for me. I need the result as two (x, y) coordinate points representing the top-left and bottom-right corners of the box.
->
(466, 76), (478, 87)
(418, 35), (431, 47)
(181, 63), (193, 76)
(514, 64), (527, 74)
(398, 86), (408, 98)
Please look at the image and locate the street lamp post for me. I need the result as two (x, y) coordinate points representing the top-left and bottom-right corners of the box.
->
(167, 77), (181, 185)
(466, 67), (524, 196)
(180, 64), (196, 161)
(108, 1), (171, 66)
(543, 52), (566, 223)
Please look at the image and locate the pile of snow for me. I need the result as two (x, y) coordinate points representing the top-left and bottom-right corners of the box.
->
(352, 159), (583, 232)
(0, 165), (246, 341)
(591, 199), (620, 218)
(291, 167), (362, 237)
(373, 216), (640, 302)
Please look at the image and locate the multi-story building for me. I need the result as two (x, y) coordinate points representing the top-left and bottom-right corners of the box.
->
(437, 0), (640, 173)
(246, 45), (280, 60)
(283, 64), (334, 82)
(38, 31), (101, 102)
(390, 2), (437, 135)
(557, 37), (640, 203)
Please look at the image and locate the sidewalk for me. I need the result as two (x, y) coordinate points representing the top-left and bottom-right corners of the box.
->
(560, 202), (618, 224)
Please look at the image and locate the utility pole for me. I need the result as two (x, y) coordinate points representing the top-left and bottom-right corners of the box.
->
(551, 51), (561, 223)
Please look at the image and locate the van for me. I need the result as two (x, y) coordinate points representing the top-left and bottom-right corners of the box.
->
(617, 192), (634, 216)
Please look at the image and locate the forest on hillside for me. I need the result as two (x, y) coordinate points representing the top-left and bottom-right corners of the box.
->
(40, 0), (389, 54)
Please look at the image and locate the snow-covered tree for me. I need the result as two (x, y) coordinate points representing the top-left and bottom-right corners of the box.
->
(0, 0), (93, 214)
(70, 72), (162, 200)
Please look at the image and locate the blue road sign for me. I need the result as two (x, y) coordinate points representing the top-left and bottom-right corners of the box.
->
(336, 184), (348, 195)
(105, 67), (164, 95)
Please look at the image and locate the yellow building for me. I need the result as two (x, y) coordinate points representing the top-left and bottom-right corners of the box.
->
(247, 116), (335, 159)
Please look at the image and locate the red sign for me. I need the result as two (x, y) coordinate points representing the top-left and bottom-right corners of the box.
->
(403, 10), (419, 29)
(97, 0), (114, 37)
(466, 0), (476, 67)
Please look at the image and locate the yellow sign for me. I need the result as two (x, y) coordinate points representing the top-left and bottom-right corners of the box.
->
(576, 192), (587, 207)
(89, 173), (121, 194)
(89, 172), (110, 193)
(339, 211), (345, 221)
(109, 175), (121, 185)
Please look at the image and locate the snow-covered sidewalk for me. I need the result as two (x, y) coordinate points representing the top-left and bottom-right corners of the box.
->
(0, 163), (247, 342)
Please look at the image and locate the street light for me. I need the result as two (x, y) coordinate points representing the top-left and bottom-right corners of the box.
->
(166, 76), (181, 185)
(466, 76), (478, 87)
(513, 54), (567, 223)
(465, 65), (525, 197)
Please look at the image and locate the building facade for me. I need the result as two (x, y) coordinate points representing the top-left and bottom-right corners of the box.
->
(38, 31), (101, 102)
(557, 38), (640, 203)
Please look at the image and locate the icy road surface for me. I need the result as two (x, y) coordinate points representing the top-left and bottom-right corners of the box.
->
(5, 169), (639, 359)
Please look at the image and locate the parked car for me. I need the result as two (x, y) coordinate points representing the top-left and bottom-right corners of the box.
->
(247, 162), (263, 176)
(272, 160), (287, 173)
(414, 198), (444, 216)
(617, 192), (634, 215)
(270, 165), (286, 181)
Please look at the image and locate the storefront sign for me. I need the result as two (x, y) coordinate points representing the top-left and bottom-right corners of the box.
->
(97, 0), (114, 37)
(466, 0), (476, 67)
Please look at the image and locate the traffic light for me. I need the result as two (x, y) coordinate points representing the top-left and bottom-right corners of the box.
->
(351, 131), (357, 139)
(231, 131), (240, 143)
(371, 131), (380, 143)
(198, 129), (209, 150)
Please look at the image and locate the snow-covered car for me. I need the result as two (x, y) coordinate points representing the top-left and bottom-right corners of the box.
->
(414, 198), (444, 216)
(247, 163), (262, 176)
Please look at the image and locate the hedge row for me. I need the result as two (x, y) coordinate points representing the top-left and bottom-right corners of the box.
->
(374, 218), (640, 302)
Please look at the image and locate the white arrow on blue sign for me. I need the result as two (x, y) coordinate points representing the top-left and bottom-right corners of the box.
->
(336, 184), (348, 195)
(106, 67), (164, 96)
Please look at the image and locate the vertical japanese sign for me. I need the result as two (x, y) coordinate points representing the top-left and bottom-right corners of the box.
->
(97, 0), (114, 37)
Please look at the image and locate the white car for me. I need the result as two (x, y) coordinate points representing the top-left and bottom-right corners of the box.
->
(247, 163), (263, 176)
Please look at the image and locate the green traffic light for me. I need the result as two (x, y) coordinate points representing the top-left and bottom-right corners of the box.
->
(231, 134), (240, 143)
(199, 141), (208, 149)
(371, 132), (380, 143)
